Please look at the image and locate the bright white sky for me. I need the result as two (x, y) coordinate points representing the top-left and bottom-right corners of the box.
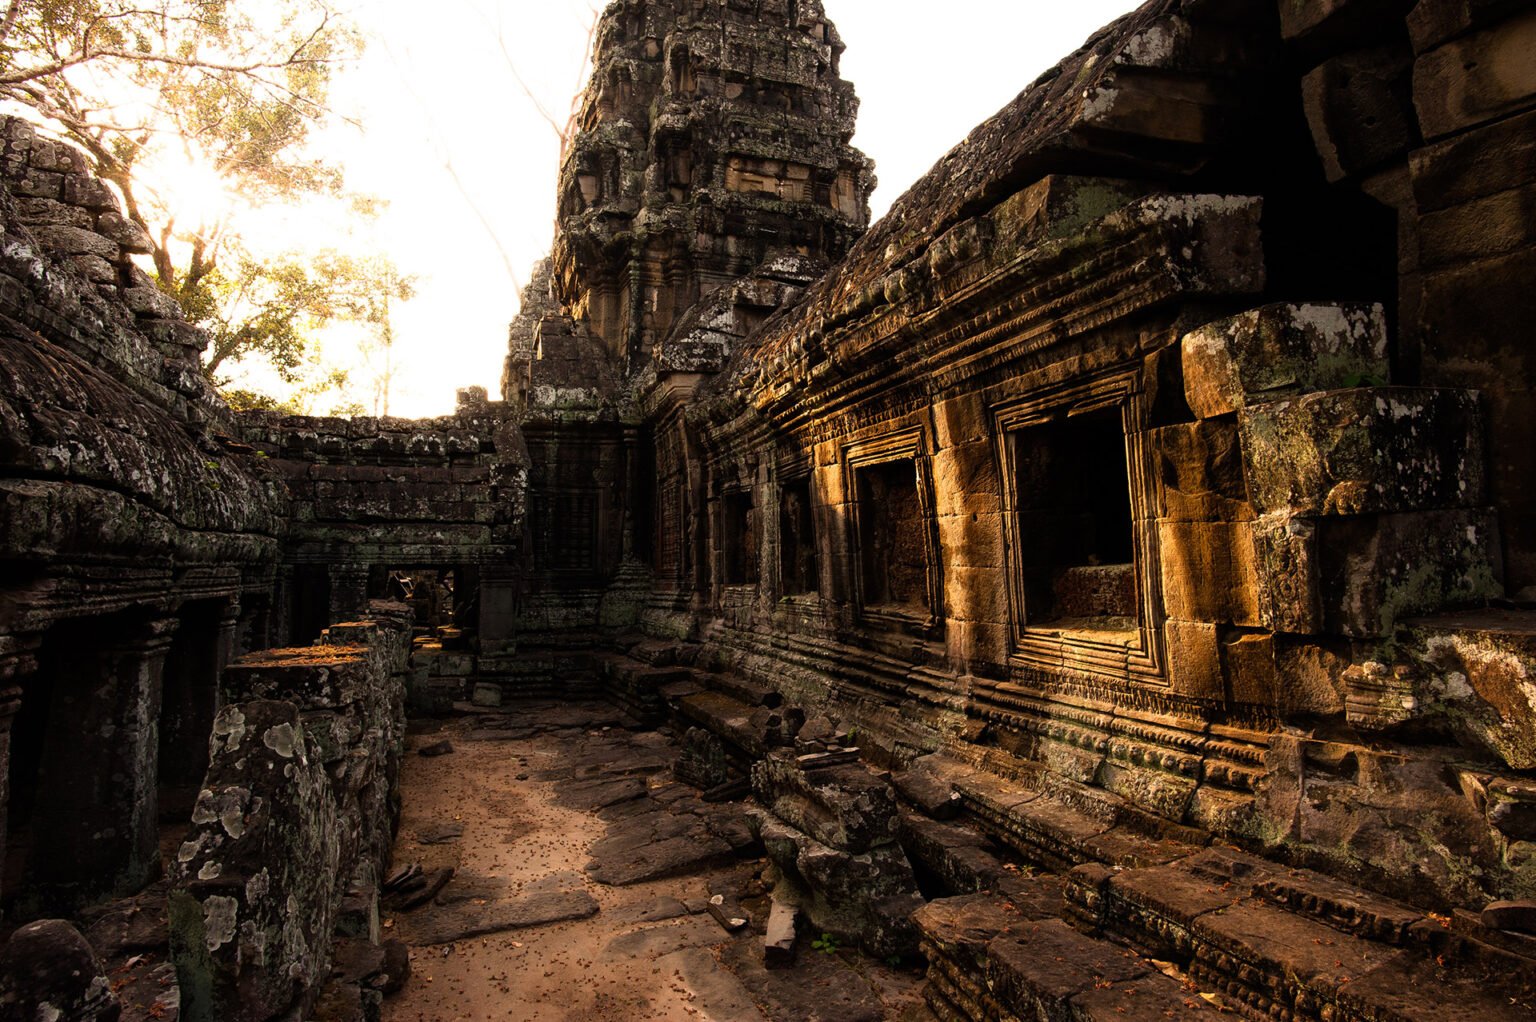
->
(226, 0), (1140, 417)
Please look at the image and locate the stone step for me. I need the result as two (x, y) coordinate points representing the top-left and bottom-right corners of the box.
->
(899, 813), (1015, 896)
(915, 887), (1226, 1021)
(1066, 847), (1536, 1020)
(953, 767), (1203, 872)
(672, 689), (770, 762)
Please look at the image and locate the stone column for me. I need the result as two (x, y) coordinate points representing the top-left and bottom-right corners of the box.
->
(0, 635), (38, 919)
(328, 564), (371, 628)
(270, 564), (294, 648)
(214, 598), (241, 679)
(478, 565), (521, 656)
(237, 592), (271, 657)
(161, 599), (239, 822)
(29, 616), (177, 910)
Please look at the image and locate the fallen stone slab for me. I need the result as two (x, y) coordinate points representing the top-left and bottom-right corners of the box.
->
(411, 890), (599, 945)
(417, 739), (454, 757)
(433, 872), (512, 906)
(764, 897), (798, 967)
(586, 834), (736, 886)
(556, 776), (648, 810)
(707, 893), (751, 933)
(606, 897), (693, 926)
(416, 823), (465, 845)
(390, 867), (454, 911)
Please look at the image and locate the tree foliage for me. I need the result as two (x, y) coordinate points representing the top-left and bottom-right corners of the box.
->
(0, 0), (391, 406)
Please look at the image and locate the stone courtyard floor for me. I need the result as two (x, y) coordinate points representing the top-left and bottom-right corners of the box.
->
(381, 701), (934, 1022)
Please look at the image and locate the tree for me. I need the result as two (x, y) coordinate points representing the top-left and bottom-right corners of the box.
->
(0, 0), (355, 285)
(195, 245), (415, 414)
(0, 0), (375, 403)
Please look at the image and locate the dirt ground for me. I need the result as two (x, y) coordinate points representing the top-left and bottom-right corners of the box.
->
(380, 703), (933, 1022)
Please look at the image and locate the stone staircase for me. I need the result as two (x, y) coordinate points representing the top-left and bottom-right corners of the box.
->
(582, 641), (1536, 1020)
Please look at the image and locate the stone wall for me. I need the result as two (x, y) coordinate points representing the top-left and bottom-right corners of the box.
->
(169, 602), (412, 1022)
(0, 113), (283, 918)
(237, 388), (528, 692)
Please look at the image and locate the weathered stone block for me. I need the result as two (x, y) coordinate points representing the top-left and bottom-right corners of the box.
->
(1418, 181), (1536, 267)
(750, 811), (922, 958)
(1273, 637), (1349, 715)
(1303, 46), (1416, 182)
(1181, 302), (1388, 419)
(1320, 507), (1502, 637)
(1157, 519), (1260, 625)
(1409, 107), (1536, 212)
(1239, 387), (1484, 516)
(223, 646), (380, 710)
(31, 223), (120, 260)
(1165, 618), (1223, 701)
(1151, 419), (1253, 522)
(170, 701), (342, 1022)
(1281, 0), (1416, 45)
(751, 756), (902, 854)
(1223, 632), (1280, 706)
(1413, 9), (1536, 139)
(1410, 611), (1536, 768)
(1253, 513), (1325, 634)
(1408, 0), (1532, 52)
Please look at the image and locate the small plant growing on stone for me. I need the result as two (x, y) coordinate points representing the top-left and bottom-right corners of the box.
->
(812, 932), (840, 955)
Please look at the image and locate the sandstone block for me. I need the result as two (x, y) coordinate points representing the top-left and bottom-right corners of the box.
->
(1238, 387), (1484, 516)
(1410, 108), (1536, 210)
(1418, 181), (1536, 267)
(1281, 0), (1416, 46)
(122, 285), (183, 320)
(1302, 46), (1416, 182)
(31, 223), (119, 260)
(1157, 519), (1260, 625)
(1413, 9), (1536, 139)
(1151, 419), (1252, 522)
(1410, 611), (1536, 769)
(170, 701), (342, 1022)
(1181, 302), (1388, 419)
(1223, 632), (1280, 706)
(58, 169), (112, 207)
(95, 209), (155, 253)
(1320, 507), (1501, 637)
(1408, 0), (1532, 52)
(1165, 618), (1223, 701)
(751, 756), (901, 854)
(1252, 513), (1325, 634)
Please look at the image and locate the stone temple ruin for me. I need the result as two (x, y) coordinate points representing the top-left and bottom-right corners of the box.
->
(3, 0), (1536, 1018)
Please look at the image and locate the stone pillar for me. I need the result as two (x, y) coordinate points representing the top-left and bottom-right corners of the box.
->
(0, 635), (38, 920)
(215, 598), (241, 676)
(237, 593), (271, 656)
(160, 599), (240, 821)
(478, 565), (521, 655)
(328, 564), (371, 627)
(270, 564), (294, 648)
(29, 616), (177, 911)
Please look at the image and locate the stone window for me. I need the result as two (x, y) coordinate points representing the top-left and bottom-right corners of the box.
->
(857, 461), (929, 613)
(720, 489), (758, 586)
(844, 429), (941, 630)
(778, 476), (818, 596)
(1012, 407), (1138, 630)
(996, 374), (1165, 683)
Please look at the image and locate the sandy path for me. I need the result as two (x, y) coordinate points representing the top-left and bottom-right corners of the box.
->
(379, 705), (931, 1022)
